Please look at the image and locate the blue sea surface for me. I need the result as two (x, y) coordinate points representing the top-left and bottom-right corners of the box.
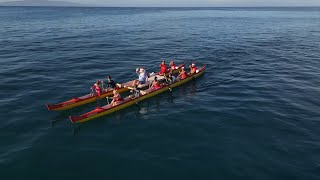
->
(0, 7), (320, 179)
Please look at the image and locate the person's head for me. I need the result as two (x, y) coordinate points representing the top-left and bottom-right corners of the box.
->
(113, 89), (117, 94)
(162, 60), (165, 64)
(181, 67), (185, 72)
(107, 76), (112, 81)
(191, 63), (195, 67)
(96, 80), (100, 85)
(154, 76), (158, 81)
(139, 68), (145, 73)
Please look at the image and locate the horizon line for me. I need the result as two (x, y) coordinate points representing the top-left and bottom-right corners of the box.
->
(1, 5), (320, 8)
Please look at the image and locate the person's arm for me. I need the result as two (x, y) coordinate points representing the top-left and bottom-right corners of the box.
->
(140, 90), (147, 95)
(145, 75), (148, 83)
(100, 81), (107, 89)
(150, 82), (155, 89)
(90, 86), (95, 95)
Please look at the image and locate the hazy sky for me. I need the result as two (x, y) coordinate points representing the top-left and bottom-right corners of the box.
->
(1, 0), (320, 7)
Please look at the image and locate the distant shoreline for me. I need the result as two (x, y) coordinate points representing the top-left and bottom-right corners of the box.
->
(0, 0), (84, 7)
(0, 5), (319, 8)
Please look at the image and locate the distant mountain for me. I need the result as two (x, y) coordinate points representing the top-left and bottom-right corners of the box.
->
(0, 0), (83, 7)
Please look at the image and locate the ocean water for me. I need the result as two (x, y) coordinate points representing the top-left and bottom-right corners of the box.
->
(0, 7), (320, 179)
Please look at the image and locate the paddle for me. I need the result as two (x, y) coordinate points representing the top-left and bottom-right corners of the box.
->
(106, 96), (112, 104)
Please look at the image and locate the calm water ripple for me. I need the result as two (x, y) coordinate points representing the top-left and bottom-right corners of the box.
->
(0, 6), (320, 180)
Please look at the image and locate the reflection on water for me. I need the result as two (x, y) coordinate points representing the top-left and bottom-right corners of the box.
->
(139, 107), (148, 115)
(189, 79), (197, 96)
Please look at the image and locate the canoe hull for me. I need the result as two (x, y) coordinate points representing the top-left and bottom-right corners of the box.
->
(70, 65), (206, 123)
(46, 87), (129, 111)
(46, 64), (185, 111)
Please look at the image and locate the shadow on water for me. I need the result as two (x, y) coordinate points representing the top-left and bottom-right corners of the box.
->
(49, 111), (72, 127)
(189, 79), (197, 95)
(48, 112), (83, 136)
(72, 123), (81, 136)
(166, 90), (174, 104)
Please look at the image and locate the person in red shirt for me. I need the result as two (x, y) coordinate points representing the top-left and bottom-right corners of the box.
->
(177, 67), (188, 80)
(150, 76), (161, 90)
(110, 89), (124, 106)
(169, 60), (177, 70)
(159, 60), (167, 75)
(91, 80), (102, 97)
(189, 63), (197, 75)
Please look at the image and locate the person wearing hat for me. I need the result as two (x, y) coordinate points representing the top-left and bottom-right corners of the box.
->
(189, 63), (197, 75)
(177, 67), (188, 80)
(132, 67), (148, 86)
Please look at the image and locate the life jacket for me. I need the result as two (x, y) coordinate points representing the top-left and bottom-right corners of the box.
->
(113, 93), (123, 102)
(152, 82), (161, 90)
(152, 83), (161, 90)
(160, 64), (167, 74)
(181, 72), (188, 79)
(114, 97), (124, 102)
(170, 63), (177, 70)
(191, 66), (197, 74)
(154, 83), (161, 89)
(92, 84), (102, 96)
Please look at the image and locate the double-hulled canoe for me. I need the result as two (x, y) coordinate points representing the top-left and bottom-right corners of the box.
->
(69, 65), (206, 123)
(46, 63), (185, 111)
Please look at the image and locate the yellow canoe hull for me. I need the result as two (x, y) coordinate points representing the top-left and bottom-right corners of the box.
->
(47, 64), (185, 111)
(70, 65), (206, 123)
(48, 88), (128, 111)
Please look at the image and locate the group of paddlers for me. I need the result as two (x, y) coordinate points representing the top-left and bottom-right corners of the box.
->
(91, 60), (197, 106)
